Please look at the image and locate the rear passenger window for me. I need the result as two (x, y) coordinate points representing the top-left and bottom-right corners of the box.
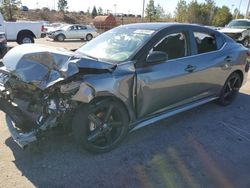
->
(194, 32), (217, 54)
(78, 26), (87, 30)
(153, 32), (188, 60)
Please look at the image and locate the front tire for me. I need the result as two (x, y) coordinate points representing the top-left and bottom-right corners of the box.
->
(72, 99), (129, 153)
(56, 34), (65, 42)
(242, 38), (249, 47)
(217, 73), (242, 106)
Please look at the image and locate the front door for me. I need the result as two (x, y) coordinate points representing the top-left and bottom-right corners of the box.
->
(67, 26), (79, 39)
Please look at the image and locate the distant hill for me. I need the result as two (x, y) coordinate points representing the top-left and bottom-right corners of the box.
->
(16, 9), (92, 24)
(15, 9), (172, 25)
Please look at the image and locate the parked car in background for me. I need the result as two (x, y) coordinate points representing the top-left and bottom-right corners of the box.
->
(0, 23), (249, 153)
(0, 12), (45, 44)
(48, 24), (99, 42)
(219, 19), (250, 47)
(44, 22), (66, 34)
(0, 32), (7, 59)
(20, 6), (29, 11)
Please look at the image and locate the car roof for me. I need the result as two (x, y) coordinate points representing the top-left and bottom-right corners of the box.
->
(118, 22), (217, 32)
(232, 19), (250, 22)
(118, 22), (179, 30)
(72, 24), (87, 26)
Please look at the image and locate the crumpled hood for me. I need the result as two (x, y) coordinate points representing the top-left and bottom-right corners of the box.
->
(219, 28), (246, 33)
(3, 44), (74, 71)
(2, 44), (116, 90)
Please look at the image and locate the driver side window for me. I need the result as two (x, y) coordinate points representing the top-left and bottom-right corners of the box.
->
(153, 32), (188, 60)
(70, 26), (77, 31)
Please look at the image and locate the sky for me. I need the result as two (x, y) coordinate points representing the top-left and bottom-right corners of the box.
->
(21, 0), (249, 16)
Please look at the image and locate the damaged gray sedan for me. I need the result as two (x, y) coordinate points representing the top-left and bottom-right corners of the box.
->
(0, 23), (249, 153)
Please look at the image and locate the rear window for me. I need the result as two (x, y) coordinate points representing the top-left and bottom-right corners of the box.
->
(194, 32), (217, 54)
(227, 20), (250, 28)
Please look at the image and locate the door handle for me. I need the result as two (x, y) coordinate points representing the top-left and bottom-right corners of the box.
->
(224, 56), (232, 62)
(185, 64), (196, 73)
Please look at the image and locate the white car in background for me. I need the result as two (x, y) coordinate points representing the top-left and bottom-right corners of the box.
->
(0, 13), (45, 44)
(220, 19), (250, 47)
(48, 24), (99, 42)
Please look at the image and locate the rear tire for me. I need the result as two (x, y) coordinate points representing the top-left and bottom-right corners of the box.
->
(17, 35), (34, 44)
(217, 73), (242, 106)
(86, 34), (93, 41)
(72, 99), (129, 153)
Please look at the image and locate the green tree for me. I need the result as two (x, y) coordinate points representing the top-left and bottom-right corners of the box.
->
(92, 6), (97, 18)
(155, 4), (164, 18)
(98, 7), (103, 15)
(57, 0), (68, 12)
(212, 6), (232, 26)
(86, 7), (91, 17)
(174, 0), (188, 23)
(0, 0), (21, 21)
(203, 0), (216, 25)
(145, 0), (163, 21)
(186, 0), (203, 24)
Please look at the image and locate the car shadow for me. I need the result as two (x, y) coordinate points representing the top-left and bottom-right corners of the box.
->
(4, 92), (250, 188)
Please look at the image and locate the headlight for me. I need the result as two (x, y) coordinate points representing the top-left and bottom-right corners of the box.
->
(0, 33), (7, 44)
(0, 33), (6, 38)
(236, 33), (242, 39)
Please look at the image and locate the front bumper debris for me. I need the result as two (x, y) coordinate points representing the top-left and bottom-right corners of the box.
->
(5, 115), (37, 149)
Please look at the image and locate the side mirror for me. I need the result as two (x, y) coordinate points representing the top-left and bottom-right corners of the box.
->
(146, 51), (168, 63)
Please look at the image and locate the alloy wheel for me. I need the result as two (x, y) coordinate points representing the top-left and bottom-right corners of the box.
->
(86, 102), (125, 148)
(243, 38), (249, 47)
(222, 74), (241, 104)
(22, 37), (32, 44)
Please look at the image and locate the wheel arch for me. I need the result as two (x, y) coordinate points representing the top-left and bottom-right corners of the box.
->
(86, 33), (93, 37)
(73, 90), (136, 124)
(56, 33), (66, 38)
(17, 30), (36, 41)
(91, 94), (136, 123)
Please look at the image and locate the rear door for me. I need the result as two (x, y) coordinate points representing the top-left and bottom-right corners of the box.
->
(188, 30), (228, 95)
(136, 30), (206, 118)
(77, 25), (87, 39)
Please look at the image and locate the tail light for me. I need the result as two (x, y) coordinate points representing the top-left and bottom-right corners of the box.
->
(41, 25), (45, 32)
(0, 33), (7, 44)
(247, 51), (250, 58)
(245, 51), (250, 72)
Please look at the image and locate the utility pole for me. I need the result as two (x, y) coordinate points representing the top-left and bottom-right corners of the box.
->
(246, 0), (250, 19)
(114, 4), (117, 16)
(236, 0), (242, 19)
(142, 0), (145, 21)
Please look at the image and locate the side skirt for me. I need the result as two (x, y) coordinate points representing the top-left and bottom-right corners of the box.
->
(130, 96), (218, 132)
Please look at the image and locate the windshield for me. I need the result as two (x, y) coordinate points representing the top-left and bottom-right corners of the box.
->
(61, 25), (70, 30)
(76, 27), (155, 62)
(227, 20), (250, 29)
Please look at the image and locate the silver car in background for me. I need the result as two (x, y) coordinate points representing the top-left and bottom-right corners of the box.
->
(48, 24), (99, 42)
